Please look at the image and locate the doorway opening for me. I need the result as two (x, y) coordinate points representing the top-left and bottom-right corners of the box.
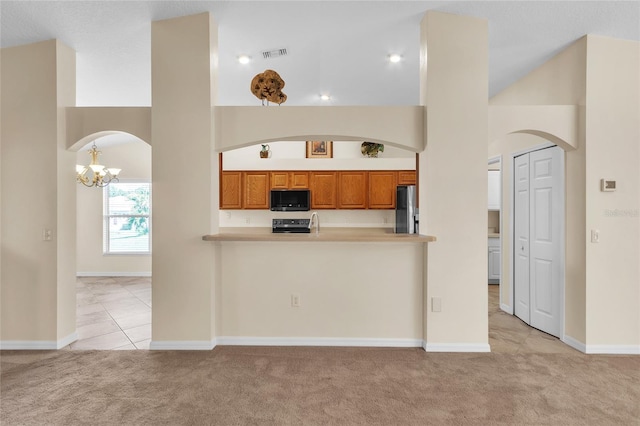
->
(73, 133), (152, 350)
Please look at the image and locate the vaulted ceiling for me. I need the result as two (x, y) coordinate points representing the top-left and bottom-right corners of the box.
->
(1, 1), (638, 108)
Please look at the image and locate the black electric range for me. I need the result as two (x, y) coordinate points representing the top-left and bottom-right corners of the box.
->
(272, 218), (311, 233)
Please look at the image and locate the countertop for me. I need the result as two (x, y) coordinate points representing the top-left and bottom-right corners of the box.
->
(488, 233), (500, 238)
(202, 227), (436, 243)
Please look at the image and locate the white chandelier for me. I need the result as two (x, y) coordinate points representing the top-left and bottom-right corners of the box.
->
(76, 143), (121, 188)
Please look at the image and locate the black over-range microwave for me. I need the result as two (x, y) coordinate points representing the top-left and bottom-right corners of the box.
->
(270, 189), (310, 212)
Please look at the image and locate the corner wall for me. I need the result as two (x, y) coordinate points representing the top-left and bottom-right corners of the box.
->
(1, 40), (77, 348)
(584, 35), (640, 350)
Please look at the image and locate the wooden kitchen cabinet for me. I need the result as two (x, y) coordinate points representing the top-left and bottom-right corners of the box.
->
(338, 171), (368, 209)
(244, 172), (270, 209)
(397, 170), (417, 185)
(368, 171), (397, 209)
(271, 171), (309, 189)
(310, 172), (337, 209)
(220, 171), (243, 209)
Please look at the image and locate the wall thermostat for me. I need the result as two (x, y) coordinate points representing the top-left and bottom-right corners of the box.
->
(600, 179), (616, 192)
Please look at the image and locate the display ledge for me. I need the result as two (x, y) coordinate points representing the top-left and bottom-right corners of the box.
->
(202, 227), (436, 243)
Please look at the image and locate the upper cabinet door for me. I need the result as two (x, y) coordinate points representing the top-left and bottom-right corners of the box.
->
(244, 172), (270, 209)
(289, 172), (309, 188)
(270, 172), (289, 189)
(220, 171), (243, 209)
(397, 170), (416, 185)
(338, 171), (367, 209)
(368, 171), (397, 209)
(310, 172), (337, 209)
(488, 170), (501, 210)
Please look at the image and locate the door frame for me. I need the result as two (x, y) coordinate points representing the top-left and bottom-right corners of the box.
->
(508, 142), (566, 341)
(488, 155), (504, 308)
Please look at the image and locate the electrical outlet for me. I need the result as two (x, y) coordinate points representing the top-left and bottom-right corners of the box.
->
(431, 297), (442, 312)
(245, 217), (251, 224)
(42, 229), (52, 241)
(591, 229), (600, 243)
(291, 294), (300, 308)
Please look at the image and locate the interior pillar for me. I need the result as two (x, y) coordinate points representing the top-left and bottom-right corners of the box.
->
(150, 13), (219, 348)
(419, 11), (490, 351)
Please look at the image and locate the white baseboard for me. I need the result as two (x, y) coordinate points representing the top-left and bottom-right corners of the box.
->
(77, 272), (152, 277)
(585, 345), (640, 355)
(562, 335), (586, 353)
(500, 303), (513, 315)
(217, 336), (424, 348)
(57, 332), (79, 349)
(423, 342), (491, 353)
(0, 332), (78, 350)
(149, 340), (216, 350)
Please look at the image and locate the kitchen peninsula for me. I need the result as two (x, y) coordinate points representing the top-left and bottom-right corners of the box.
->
(203, 226), (435, 347)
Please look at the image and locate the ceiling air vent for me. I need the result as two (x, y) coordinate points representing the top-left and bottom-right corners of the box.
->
(262, 48), (288, 59)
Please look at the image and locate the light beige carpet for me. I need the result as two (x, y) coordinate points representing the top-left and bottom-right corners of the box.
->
(1, 346), (638, 425)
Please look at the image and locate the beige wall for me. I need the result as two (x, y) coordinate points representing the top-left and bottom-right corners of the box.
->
(489, 38), (588, 343)
(76, 140), (152, 276)
(420, 12), (489, 349)
(218, 242), (424, 341)
(489, 35), (640, 351)
(150, 13), (219, 347)
(1, 40), (77, 346)
(215, 106), (424, 153)
(584, 35), (640, 347)
(66, 107), (151, 150)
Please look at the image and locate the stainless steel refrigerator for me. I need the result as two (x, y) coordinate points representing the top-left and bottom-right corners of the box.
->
(395, 185), (418, 234)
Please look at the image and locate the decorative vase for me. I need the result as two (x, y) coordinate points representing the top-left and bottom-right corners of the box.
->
(361, 142), (384, 158)
(260, 144), (270, 158)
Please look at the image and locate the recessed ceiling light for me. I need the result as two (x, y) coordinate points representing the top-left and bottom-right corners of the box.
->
(238, 55), (251, 64)
(320, 94), (331, 101)
(389, 54), (402, 63)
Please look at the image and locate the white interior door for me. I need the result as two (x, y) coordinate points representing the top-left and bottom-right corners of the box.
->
(513, 146), (564, 338)
(529, 147), (564, 337)
(514, 154), (530, 323)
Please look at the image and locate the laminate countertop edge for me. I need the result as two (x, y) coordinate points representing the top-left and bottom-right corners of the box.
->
(202, 227), (436, 243)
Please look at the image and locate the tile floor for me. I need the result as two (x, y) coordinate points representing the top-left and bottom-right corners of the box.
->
(68, 276), (151, 350)
(68, 278), (575, 353)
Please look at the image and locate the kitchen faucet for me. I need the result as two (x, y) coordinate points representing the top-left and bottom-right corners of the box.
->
(308, 211), (320, 235)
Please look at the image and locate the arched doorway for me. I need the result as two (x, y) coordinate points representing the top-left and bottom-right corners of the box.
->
(488, 129), (578, 353)
(72, 132), (152, 350)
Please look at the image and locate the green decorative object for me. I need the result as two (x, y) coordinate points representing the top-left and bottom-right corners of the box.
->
(361, 142), (384, 158)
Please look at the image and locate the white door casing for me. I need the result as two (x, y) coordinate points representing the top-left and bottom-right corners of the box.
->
(514, 154), (530, 323)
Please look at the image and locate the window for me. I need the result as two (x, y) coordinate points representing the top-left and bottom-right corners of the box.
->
(104, 181), (151, 254)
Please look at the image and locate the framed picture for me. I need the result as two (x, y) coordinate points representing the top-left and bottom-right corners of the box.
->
(306, 141), (333, 158)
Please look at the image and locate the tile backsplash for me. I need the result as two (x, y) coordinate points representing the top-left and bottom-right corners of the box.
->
(220, 210), (395, 228)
